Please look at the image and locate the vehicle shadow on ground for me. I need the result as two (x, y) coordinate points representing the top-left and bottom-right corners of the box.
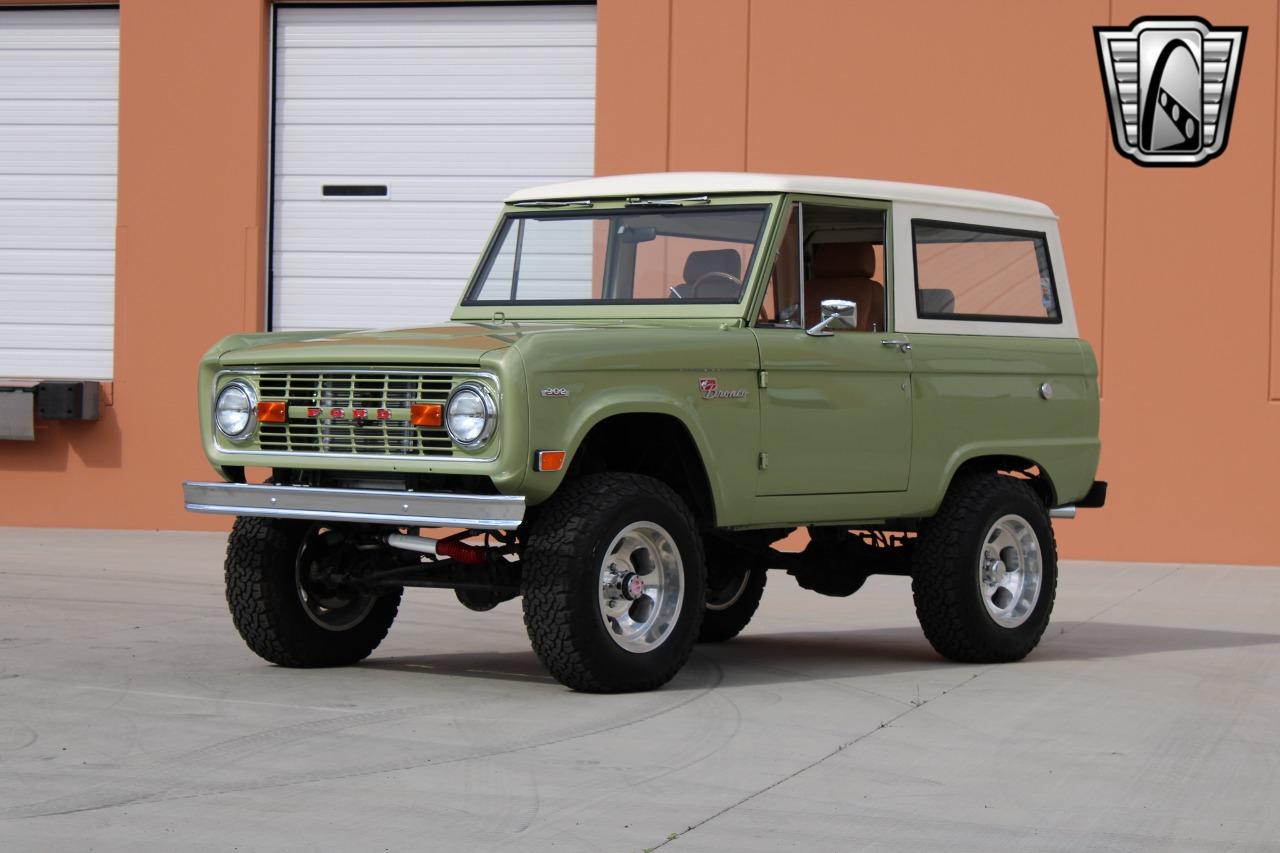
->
(1034, 620), (1280, 660)
(360, 621), (1280, 690)
(699, 621), (1280, 686)
(361, 650), (559, 685)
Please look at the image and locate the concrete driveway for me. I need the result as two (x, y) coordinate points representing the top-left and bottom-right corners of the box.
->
(1, 528), (1276, 852)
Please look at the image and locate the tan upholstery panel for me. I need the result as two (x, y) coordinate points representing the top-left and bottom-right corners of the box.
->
(804, 242), (885, 331)
(811, 241), (875, 278)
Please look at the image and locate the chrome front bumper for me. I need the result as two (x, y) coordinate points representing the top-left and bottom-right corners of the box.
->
(182, 482), (525, 530)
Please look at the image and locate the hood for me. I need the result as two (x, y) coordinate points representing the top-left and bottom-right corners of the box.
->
(214, 321), (621, 366)
(216, 323), (516, 366)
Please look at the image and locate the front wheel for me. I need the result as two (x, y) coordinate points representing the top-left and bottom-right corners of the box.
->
(521, 473), (706, 693)
(225, 516), (401, 667)
(911, 474), (1057, 663)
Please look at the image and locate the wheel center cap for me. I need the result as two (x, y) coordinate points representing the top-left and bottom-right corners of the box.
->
(620, 572), (646, 601)
(989, 560), (1007, 583)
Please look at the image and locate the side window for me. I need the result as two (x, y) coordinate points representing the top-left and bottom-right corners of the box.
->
(757, 204), (801, 326)
(799, 204), (888, 332)
(912, 221), (1060, 322)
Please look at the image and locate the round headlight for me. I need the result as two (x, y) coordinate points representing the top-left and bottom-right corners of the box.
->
(445, 383), (496, 448)
(215, 381), (256, 441)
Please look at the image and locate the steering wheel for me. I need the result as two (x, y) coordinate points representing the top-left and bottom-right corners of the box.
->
(689, 271), (743, 299)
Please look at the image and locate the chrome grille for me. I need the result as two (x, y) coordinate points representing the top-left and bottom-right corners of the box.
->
(255, 371), (458, 456)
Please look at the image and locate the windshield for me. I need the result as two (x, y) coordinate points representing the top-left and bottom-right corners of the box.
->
(463, 206), (769, 305)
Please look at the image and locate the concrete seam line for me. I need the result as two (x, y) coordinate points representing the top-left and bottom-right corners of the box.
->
(646, 669), (990, 850)
(1052, 563), (1185, 639)
(2, 658), (728, 821)
(648, 564), (1187, 850)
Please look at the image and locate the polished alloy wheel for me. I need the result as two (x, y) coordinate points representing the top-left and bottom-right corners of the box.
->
(598, 522), (685, 652)
(977, 514), (1042, 628)
(295, 525), (376, 631)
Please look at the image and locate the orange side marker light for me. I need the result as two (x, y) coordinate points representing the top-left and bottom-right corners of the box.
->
(535, 450), (566, 472)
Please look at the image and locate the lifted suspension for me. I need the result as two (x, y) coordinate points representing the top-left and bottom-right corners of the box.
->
(332, 531), (523, 598)
(384, 532), (489, 565)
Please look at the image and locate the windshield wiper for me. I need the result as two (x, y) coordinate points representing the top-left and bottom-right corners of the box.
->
(512, 199), (593, 208)
(624, 195), (711, 207)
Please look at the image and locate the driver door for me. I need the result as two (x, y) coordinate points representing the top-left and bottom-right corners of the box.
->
(753, 200), (913, 496)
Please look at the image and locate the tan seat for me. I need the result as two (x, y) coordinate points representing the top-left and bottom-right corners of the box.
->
(804, 242), (884, 332)
(670, 249), (743, 299)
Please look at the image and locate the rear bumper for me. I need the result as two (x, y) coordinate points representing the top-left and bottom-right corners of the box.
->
(1050, 480), (1108, 519)
(182, 481), (524, 530)
(1077, 480), (1108, 509)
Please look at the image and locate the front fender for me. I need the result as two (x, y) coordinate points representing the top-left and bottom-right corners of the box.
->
(513, 328), (761, 523)
(521, 393), (737, 512)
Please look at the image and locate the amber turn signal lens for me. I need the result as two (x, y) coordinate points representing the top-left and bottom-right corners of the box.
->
(535, 450), (566, 472)
(256, 400), (287, 423)
(410, 403), (443, 427)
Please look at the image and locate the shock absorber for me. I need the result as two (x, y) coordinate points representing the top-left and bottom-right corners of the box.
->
(384, 533), (489, 565)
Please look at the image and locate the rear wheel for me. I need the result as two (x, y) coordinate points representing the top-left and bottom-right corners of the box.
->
(911, 474), (1057, 663)
(225, 516), (401, 667)
(698, 557), (766, 643)
(521, 473), (706, 693)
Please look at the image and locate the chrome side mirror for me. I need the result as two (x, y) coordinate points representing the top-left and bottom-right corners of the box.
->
(806, 299), (858, 337)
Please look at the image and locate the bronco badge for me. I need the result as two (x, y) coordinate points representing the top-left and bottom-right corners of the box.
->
(698, 377), (746, 400)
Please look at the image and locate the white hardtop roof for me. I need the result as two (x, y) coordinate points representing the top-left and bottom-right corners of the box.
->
(506, 172), (1055, 218)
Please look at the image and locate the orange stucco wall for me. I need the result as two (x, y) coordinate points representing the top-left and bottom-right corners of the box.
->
(599, 0), (1280, 566)
(0, 0), (268, 533)
(1, 0), (1277, 565)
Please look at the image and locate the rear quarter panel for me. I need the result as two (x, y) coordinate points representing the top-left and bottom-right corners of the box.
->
(905, 334), (1100, 512)
(887, 201), (1099, 513)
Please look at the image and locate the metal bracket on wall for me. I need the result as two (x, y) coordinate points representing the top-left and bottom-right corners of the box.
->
(0, 381), (101, 439)
(0, 382), (37, 441)
(35, 381), (100, 422)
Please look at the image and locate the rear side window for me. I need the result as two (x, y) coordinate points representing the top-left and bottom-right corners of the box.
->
(912, 220), (1060, 323)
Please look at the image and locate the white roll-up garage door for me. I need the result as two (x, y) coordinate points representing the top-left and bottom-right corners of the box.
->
(0, 8), (118, 380)
(270, 3), (597, 331)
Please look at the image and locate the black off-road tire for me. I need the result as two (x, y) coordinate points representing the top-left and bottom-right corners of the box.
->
(911, 474), (1058, 663)
(225, 516), (402, 667)
(699, 566), (766, 643)
(521, 473), (706, 693)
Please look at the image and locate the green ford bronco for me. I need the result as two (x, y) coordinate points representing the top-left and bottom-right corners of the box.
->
(185, 173), (1106, 693)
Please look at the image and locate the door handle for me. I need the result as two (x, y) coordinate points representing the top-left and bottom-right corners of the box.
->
(880, 339), (911, 353)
